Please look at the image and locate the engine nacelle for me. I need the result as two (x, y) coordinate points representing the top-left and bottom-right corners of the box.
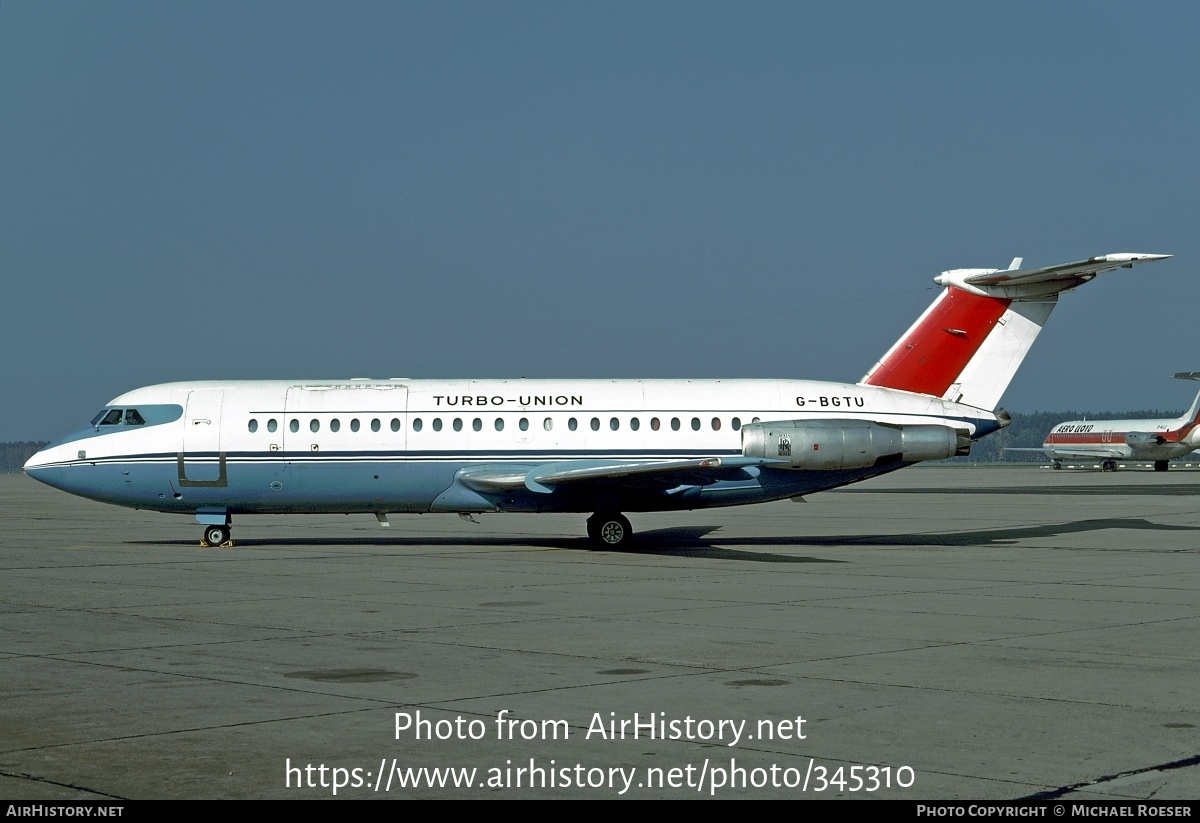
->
(742, 419), (969, 470)
(1124, 431), (1167, 448)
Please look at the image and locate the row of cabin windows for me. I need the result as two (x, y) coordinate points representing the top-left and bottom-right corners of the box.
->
(247, 418), (402, 434)
(247, 416), (757, 434)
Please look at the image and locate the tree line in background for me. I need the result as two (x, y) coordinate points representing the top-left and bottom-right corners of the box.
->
(1, 442), (49, 473)
(1, 409), (1193, 471)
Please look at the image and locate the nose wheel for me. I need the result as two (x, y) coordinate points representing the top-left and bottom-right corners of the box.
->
(586, 512), (632, 548)
(201, 524), (233, 547)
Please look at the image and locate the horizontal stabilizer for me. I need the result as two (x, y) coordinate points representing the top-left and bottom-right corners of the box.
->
(937, 253), (1170, 298)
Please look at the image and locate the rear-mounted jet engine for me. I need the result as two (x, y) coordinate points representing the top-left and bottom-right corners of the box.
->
(741, 419), (970, 469)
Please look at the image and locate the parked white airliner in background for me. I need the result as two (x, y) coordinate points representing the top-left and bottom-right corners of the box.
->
(1040, 372), (1200, 472)
(24, 253), (1170, 547)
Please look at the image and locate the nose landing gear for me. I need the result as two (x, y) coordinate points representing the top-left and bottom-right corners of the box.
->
(201, 524), (233, 547)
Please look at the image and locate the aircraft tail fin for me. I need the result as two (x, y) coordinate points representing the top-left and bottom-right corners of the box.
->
(1172, 373), (1200, 431)
(860, 254), (1170, 410)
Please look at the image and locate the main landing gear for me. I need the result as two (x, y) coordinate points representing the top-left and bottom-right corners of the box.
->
(1102, 460), (1117, 472)
(586, 512), (632, 549)
(1154, 460), (1169, 472)
(201, 524), (233, 548)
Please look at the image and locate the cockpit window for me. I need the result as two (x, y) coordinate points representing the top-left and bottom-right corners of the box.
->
(77, 403), (182, 439)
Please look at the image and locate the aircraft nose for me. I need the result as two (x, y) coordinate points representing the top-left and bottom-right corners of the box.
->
(23, 448), (49, 475)
(23, 446), (65, 489)
(23, 447), (49, 471)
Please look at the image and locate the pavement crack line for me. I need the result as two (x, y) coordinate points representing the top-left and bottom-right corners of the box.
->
(0, 769), (129, 800)
(1018, 753), (1200, 800)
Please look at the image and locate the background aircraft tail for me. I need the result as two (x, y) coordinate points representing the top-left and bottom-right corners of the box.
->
(860, 253), (1170, 411)
(1169, 373), (1200, 446)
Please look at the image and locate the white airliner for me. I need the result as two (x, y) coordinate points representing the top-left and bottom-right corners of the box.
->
(1039, 373), (1200, 472)
(24, 253), (1170, 548)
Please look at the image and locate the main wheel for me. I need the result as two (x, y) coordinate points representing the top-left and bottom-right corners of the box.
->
(1154, 460), (1169, 472)
(203, 525), (231, 546)
(1102, 460), (1116, 472)
(1052, 460), (1062, 470)
(586, 512), (632, 548)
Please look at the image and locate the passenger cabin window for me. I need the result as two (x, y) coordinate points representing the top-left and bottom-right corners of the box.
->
(350, 419), (360, 432)
(568, 418), (578, 431)
(543, 417), (553, 431)
(391, 418), (401, 432)
(495, 418), (504, 431)
(630, 418), (640, 431)
(609, 417), (619, 431)
(691, 417), (701, 431)
(432, 418), (443, 432)
(268, 419), (278, 433)
(412, 418), (423, 432)
(248, 419), (258, 433)
(732, 417), (741, 431)
(453, 418), (463, 431)
(590, 417), (600, 431)
(711, 417), (721, 431)
(472, 418), (482, 432)
(671, 418), (681, 431)
(330, 419), (341, 432)
(651, 417), (661, 431)
(371, 418), (381, 432)
(310, 419), (320, 433)
(290, 420), (300, 433)
(519, 418), (529, 431)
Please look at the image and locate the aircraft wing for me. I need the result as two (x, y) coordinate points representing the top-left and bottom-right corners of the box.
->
(963, 253), (1170, 288)
(458, 456), (770, 495)
(1044, 447), (1126, 459)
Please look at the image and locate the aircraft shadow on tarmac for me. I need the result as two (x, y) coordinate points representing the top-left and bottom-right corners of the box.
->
(132, 518), (1200, 560)
(629, 518), (1200, 552)
(136, 527), (840, 564)
(680, 517), (1200, 549)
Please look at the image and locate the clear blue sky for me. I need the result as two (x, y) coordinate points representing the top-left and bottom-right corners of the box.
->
(2, 2), (1197, 442)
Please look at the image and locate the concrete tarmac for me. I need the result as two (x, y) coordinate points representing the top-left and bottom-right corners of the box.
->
(1, 466), (1198, 800)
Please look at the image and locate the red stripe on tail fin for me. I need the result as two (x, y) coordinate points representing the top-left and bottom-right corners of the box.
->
(862, 287), (1011, 397)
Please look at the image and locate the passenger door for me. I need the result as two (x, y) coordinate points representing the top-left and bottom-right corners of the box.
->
(180, 389), (225, 486)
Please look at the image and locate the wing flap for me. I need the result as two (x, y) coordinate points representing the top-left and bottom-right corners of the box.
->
(529, 457), (722, 485)
(455, 457), (766, 496)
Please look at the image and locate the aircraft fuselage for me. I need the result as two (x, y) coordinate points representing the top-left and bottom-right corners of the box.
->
(25, 378), (997, 520)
